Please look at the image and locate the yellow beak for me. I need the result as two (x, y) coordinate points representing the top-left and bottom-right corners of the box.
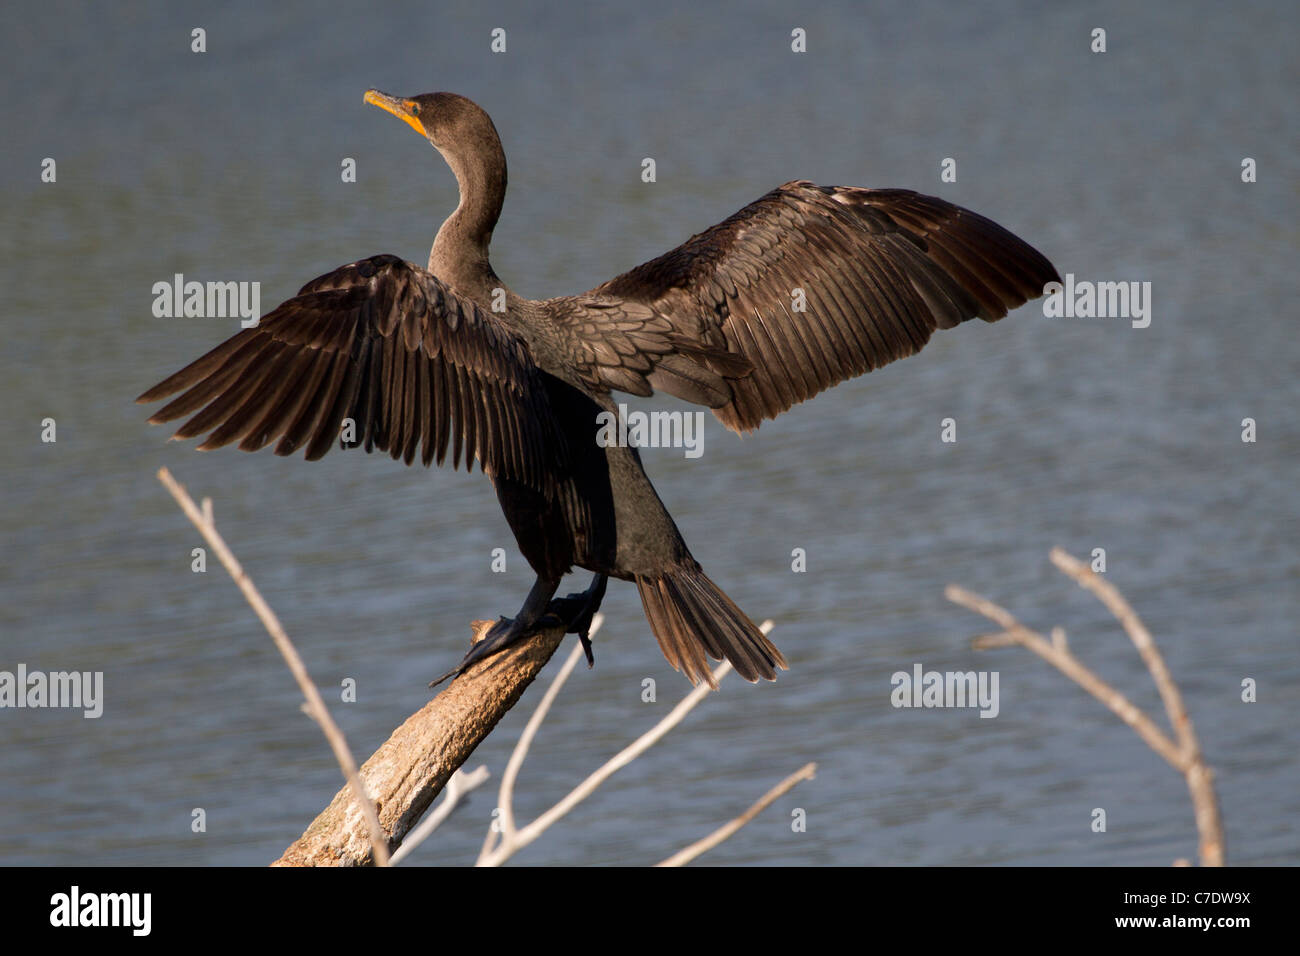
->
(364, 90), (426, 137)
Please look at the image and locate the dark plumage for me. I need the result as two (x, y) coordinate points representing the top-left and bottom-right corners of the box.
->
(138, 91), (1060, 687)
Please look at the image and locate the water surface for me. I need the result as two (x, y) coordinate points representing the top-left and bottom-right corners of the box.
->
(1, 0), (1296, 866)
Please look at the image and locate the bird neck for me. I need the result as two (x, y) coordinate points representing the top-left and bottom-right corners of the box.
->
(429, 140), (507, 301)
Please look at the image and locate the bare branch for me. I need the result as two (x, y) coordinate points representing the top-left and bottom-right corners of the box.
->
(946, 550), (1225, 866)
(389, 765), (490, 865)
(1050, 548), (1223, 868)
(157, 467), (391, 867)
(946, 586), (1186, 769)
(1049, 548), (1194, 753)
(272, 616), (566, 866)
(657, 762), (817, 867)
(155, 479), (797, 867)
(482, 622), (598, 859)
(477, 621), (776, 867)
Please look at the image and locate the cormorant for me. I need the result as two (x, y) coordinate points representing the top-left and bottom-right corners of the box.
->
(138, 91), (1060, 687)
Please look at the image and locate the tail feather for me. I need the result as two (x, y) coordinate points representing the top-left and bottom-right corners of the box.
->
(637, 567), (788, 687)
(645, 577), (712, 685)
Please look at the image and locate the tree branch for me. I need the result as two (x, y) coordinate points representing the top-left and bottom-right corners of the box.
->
(157, 467), (393, 867)
(389, 765), (491, 865)
(657, 762), (817, 867)
(946, 548), (1225, 867)
(159, 466), (800, 866)
(272, 617), (566, 866)
(477, 621), (777, 867)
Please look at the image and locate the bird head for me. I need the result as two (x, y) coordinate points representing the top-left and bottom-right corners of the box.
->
(363, 90), (499, 158)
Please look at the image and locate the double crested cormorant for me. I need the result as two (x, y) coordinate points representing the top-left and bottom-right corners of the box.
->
(138, 91), (1060, 687)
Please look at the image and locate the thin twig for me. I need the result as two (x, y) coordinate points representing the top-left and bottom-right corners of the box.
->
(1048, 547), (1221, 867)
(499, 618), (598, 837)
(947, 585), (1186, 770)
(480, 624), (595, 860)
(477, 621), (775, 867)
(1049, 548), (1194, 753)
(946, 549), (1225, 866)
(657, 761), (817, 867)
(389, 765), (490, 865)
(157, 467), (391, 867)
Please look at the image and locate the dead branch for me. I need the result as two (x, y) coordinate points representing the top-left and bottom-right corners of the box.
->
(946, 548), (1225, 867)
(272, 616), (566, 866)
(477, 621), (780, 867)
(657, 761), (817, 867)
(478, 654), (732, 865)
(157, 467), (391, 867)
(388, 765), (490, 865)
(158, 467), (802, 866)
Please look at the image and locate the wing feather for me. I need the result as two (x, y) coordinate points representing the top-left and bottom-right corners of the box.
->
(138, 254), (563, 492)
(589, 181), (1060, 431)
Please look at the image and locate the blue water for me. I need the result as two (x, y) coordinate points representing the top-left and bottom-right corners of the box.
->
(1, 0), (1296, 866)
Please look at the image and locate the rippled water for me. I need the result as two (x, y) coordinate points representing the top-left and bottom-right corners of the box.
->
(1, 0), (1296, 866)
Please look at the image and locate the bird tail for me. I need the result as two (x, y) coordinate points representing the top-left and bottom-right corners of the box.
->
(636, 566), (787, 688)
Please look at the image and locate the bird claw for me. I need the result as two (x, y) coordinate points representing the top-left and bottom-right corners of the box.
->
(428, 612), (562, 688)
(546, 591), (598, 667)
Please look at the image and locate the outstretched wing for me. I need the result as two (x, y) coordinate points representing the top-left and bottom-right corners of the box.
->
(543, 295), (754, 409)
(137, 254), (563, 492)
(589, 181), (1060, 432)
